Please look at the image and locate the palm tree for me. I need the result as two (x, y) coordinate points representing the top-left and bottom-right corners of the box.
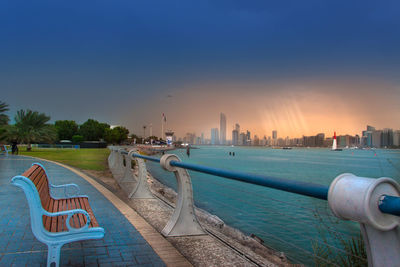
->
(0, 101), (9, 141)
(0, 101), (9, 126)
(10, 109), (57, 151)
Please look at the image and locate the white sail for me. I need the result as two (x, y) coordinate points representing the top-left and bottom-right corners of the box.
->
(332, 138), (337, 150)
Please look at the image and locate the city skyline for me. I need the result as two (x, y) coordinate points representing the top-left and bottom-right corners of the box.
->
(178, 124), (400, 149)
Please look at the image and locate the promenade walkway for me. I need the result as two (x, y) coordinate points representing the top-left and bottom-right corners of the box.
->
(0, 155), (180, 266)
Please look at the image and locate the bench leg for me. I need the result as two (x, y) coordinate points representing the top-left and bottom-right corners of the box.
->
(47, 243), (62, 267)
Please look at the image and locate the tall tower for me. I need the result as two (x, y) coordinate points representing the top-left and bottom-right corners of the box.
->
(272, 130), (277, 140)
(211, 128), (219, 145)
(220, 113), (226, 145)
(235, 123), (240, 133)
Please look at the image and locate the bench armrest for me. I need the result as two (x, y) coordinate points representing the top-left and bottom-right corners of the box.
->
(43, 208), (91, 232)
(50, 183), (80, 198)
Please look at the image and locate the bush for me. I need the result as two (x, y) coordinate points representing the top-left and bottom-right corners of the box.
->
(312, 210), (367, 266)
(72, 135), (84, 143)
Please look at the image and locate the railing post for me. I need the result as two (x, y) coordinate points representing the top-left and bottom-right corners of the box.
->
(107, 147), (118, 173)
(120, 151), (134, 183)
(128, 150), (154, 199)
(328, 173), (400, 267)
(112, 148), (126, 179)
(159, 154), (205, 236)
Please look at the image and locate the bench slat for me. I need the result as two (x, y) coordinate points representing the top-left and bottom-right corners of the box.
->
(43, 197), (52, 231)
(62, 199), (67, 232)
(44, 198), (54, 232)
(51, 198), (58, 233)
(70, 198), (80, 229)
(78, 198), (88, 227)
(82, 197), (99, 227)
(28, 166), (42, 185)
(22, 165), (39, 178)
(74, 197), (86, 228)
(57, 200), (64, 232)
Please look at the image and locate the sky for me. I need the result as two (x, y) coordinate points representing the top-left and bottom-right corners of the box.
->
(1, 0), (400, 139)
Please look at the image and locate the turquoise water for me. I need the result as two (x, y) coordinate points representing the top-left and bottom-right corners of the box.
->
(146, 147), (400, 265)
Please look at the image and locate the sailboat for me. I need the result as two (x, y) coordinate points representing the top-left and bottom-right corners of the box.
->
(331, 132), (342, 151)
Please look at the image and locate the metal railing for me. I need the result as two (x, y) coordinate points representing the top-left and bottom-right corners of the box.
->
(108, 146), (400, 266)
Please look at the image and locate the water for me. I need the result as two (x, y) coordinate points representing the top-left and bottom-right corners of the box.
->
(145, 147), (400, 265)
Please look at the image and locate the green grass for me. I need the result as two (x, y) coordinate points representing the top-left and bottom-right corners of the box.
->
(19, 148), (110, 171)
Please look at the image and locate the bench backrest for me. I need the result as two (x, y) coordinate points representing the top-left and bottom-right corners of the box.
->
(11, 163), (54, 242)
(23, 164), (51, 209)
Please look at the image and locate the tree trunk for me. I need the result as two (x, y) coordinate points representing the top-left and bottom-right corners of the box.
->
(27, 143), (32, 151)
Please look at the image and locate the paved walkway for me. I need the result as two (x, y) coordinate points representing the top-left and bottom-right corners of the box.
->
(0, 155), (167, 267)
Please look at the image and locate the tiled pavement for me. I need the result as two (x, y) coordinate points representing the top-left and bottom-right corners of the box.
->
(0, 155), (166, 267)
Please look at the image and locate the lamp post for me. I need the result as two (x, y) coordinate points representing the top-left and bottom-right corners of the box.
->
(143, 125), (146, 144)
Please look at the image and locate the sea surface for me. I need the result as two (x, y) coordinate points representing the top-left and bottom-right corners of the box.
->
(145, 146), (400, 265)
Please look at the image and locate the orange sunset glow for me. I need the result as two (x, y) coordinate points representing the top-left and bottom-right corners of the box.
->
(136, 78), (400, 139)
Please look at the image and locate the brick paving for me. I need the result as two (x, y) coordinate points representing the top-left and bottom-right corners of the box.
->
(0, 155), (166, 267)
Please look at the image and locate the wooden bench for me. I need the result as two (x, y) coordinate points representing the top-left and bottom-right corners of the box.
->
(11, 163), (105, 267)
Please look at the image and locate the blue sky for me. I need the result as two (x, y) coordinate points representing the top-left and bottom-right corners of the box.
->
(1, 1), (400, 138)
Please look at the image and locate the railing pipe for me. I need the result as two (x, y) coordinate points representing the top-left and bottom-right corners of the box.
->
(169, 160), (329, 200)
(378, 195), (400, 216)
(132, 153), (161, 163)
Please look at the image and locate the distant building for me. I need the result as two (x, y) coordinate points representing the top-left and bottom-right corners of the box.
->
(235, 123), (240, 133)
(260, 135), (267, 146)
(185, 133), (196, 144)
(239, 132), (246, 146)
(272, 130), (277, 140)
(285, 136), (290, 146)
(246, 130), (251, 145)
(303, 135), (316, 147)
(316, 133), (325, 147)
(372, 130), (382, 148)
(363, 125), (375, 147)
(165, 131), (174, 146)
(362, 130), (373, 147)
(355, 135), (360, 146)
(211, 128), (219, 145)
(267, 136), (272, 146)
(277, 138), (285, 147)
(232, 129), (239, 145)
(393, 130), (400, 147)
(382, 128), (393, 147)
(201, 133), (205, 145)
(196, 136), (201, 145)
(253, 135), (260, 146)
(220, 113), (226, 145)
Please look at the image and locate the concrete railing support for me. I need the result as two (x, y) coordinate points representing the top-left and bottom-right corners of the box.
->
(107, 148), (119, 174)
(159, 154), (205, 236)
(112, 148), (126, 179)
(128, 150), (154, 199)
(328, 174), (400, 267)
(120, 152), (134, 183)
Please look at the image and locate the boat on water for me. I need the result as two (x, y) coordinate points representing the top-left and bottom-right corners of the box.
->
(331, 132), (342, 151)
(282, 147), (292, 150)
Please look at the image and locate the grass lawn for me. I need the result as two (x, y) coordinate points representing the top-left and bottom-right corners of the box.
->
(19, 148), (110, 171)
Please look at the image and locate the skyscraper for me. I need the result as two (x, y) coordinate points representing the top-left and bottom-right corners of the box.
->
(246, 130), (251, 145)
(220, 113), (226, 145)
(232, 129), (239, 145)
(211, 128), (219, 145)
(235, 123), (240, 133)
(272, 130), (277, 140)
